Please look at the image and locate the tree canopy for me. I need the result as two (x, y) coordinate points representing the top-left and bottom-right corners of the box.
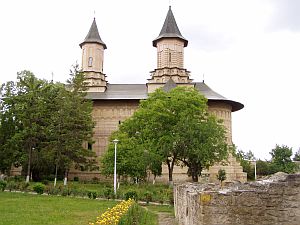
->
(269, 144), (296, 174)
(0, 67), (96, 183)
(101, 86), (229, 183)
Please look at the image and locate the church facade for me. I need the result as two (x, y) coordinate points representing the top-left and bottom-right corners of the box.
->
(72, 7), (246, 182)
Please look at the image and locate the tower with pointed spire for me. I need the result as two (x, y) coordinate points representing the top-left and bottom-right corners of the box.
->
(147, 6), (192, 93)
(80, 18), (107, 92)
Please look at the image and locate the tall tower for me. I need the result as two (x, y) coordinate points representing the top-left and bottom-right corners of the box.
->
(80, 18), (107, 92)
(147, 6), (192, 92)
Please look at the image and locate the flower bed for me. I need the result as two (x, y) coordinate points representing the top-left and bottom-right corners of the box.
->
(89, 198), (134, 225)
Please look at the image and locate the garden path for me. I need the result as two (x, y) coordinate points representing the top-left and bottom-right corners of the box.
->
(158, 212), (176, 225)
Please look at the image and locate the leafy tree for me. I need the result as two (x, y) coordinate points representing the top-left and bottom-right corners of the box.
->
(49, 65), (96, 185)
(256, 159), (274, 176)
(293, 148), (300, 161)
(0, 67), (96, 183)
(217, 169), (226, 186)
(0, 82), (22, 174)
(101, 130), (163, 183)
(235, 149), (256, 180)
(270, 145), (296, 174)
(1, 71), (49, 182)
(102, 87), (228, 184)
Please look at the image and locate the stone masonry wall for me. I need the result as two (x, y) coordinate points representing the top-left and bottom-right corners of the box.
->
(174, 173), (300, 225)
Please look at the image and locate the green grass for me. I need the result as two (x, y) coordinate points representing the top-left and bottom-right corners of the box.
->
(144, 204), (174, 214)
(0, 192), (117, 225)
(0, 192), (174, 225)
(119, 203), (157, 225)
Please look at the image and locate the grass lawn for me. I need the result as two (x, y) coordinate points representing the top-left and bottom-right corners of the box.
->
(0, 192), (174, 225)
(0, 192), (117, 225)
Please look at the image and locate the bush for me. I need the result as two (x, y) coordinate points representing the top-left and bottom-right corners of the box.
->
(88, 191), (97, 199)
(73, 177), (79, 182)
(124, 190), (138, 201)
(103, 187), (114, 199)
(6, 181), (18, 191)
(19, 182), (29, 191)
(0, 180), (7, 191)
(41, 180), (49, 185)
(143, 191), (153, 203)
(33, 183), (45, 194)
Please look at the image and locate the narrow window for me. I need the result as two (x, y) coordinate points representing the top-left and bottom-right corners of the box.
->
(169, 53), (172, 62)
(88, 142), (92, 150)
(88, 57), (93, 67)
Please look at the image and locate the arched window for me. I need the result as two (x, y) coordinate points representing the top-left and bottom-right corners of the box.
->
(88, 57), (93, 67)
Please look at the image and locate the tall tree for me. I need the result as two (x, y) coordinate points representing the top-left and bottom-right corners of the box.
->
(270, 145), (296, 174)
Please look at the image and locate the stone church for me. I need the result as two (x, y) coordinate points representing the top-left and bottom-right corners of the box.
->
(73, 6), (246, 182)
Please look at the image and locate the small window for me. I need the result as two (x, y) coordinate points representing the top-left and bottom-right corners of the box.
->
(88, 142), (92, 150)
(169, 53), (171, 62)
(88, 57), (93, 67)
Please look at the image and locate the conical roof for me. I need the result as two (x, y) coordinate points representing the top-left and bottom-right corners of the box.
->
(153, 6), (188, 47)
(80, 18), (107, 49)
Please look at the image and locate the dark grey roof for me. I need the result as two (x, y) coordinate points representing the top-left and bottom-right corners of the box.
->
(194, 82), (244, 112)
(162, 78), (177, 92)
(86, 84), (147, 100)
(80, 18), (107, 49)
(86, 82), (243, 112)
(153, 6), (188, 47)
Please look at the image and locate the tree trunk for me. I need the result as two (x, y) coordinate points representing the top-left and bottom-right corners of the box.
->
(167, 159), (174, 187)
(26, 146), (32, 183)
(192, 173), (198, 182)
(63, 170), (68, 186)
(54, 163), (58, 187)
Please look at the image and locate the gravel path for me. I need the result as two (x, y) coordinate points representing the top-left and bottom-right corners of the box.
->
(157, 212), (176, 225)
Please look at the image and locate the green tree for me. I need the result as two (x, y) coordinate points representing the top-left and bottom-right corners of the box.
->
(0, 68), (96, 183)
(270, 145), (296, 174)
(256, 159), (274, 176)
(293, 148), (300, 161)
(217, 169), (226, 186)
(0, 82), (22, 174)
(102, 87), (228, 184)
(235, 149), (256, 180)
(51, 65), (96, 185)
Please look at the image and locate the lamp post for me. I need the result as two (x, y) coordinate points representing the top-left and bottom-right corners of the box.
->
(112, 139), (119, 195)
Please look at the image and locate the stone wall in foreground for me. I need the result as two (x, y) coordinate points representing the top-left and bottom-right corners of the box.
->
(174, 173), (300, 225)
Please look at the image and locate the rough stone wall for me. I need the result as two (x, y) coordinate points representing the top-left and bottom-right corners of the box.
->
(174, 173), (300, 225)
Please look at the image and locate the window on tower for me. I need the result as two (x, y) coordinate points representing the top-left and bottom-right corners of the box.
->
(88, 57), (93, 67)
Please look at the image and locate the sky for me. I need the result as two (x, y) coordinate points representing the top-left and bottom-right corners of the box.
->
(0, 0), (299, 160)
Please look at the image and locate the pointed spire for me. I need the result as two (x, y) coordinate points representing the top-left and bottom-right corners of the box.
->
(80, 18), (107, 49)
(153, 6), (188, 47)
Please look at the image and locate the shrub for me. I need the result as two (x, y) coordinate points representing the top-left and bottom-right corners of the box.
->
(6, 181), (18, 191)
(33, 183), (45, 194)
(143, 191), (153, 203)
(103, 187), (114, 199)
(41, 180), (49, 185)
(124, 190), (138, 201)
(88, 191), (97, 199)
(91, 177), (99, 184)
(73, 176), (79, 182)
(19, 182), (29, 191)
(0, 180), (7, 191)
